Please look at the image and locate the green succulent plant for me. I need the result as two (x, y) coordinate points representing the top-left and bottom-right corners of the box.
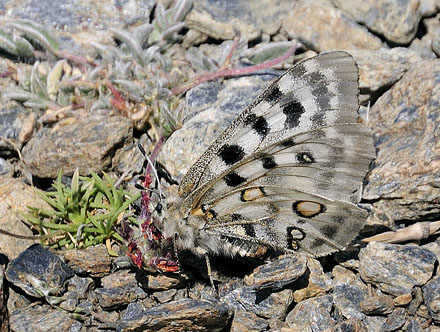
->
(23, 169), (140, 255)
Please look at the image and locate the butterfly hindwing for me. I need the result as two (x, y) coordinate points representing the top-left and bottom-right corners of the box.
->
(175, 51), (375, 257)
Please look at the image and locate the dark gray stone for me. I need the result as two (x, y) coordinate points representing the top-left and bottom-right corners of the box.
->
(230, 310), (269, 332)
(333, 0), (422, 44)
(222, 286), (293, 320)
(5, 244), (74, 298)
(0, 103), (31, 156)
(381, 307), (407, 331)
(359, 243), (436, 296)
(122, 302), (144, 321)
(22, 115), (132, 178)
(364, 59), (440, 222)
(423, 276), (440, 323)
(10, 304), (82, 332)
(244, 254), (307, 290)
(333, 283), (366, 321)
(94, 285), (144, 310)
(360, 292), (394, 315)
(116, 298), (233, 332)
(286, 295), (334, 331)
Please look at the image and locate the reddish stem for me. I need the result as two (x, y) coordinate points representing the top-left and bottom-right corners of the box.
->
(172, 43), (298, 95)
(106, 80), (128, 113)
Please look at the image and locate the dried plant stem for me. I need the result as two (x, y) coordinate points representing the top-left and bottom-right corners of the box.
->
(172, 43), (299, 95)
(0, 136), (24, 163)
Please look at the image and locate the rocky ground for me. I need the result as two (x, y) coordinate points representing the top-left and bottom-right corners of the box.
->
(0, 0), (440, 331)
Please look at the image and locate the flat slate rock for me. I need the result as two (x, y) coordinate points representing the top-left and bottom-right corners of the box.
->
(116, 298), (233, 332)
(359, 242), (436, 296)
(333, 0), (422, 44)
(22, 115), (132, 178)
(282, 2), (383, 52)
(244, 254), (307, 290)
(365, 58), (440, 223)
(5, 244), (74, 298)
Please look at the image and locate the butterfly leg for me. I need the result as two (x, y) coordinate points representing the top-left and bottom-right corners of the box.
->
(204, 253), (216, 291)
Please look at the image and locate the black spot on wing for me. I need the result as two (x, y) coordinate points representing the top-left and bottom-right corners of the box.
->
(245, 114), (270, 138)
(281, 139), (296, 148)
(309, 71), (326, 89)
(261, 155), (277, 169)
(264, 85), (283, 104)
(219, 144), (245, 165)
(230, 213), (242, 221)
(297, 151), (315, 164)
(311, 111), (326, 127)
(310, 238), (325, 249)
(282, 99), (305, 129)
(320, 225), (338, 240)
(224, 172), (246, 187)
(242, 224), (256, 238)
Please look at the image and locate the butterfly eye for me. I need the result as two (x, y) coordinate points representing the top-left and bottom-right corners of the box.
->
(155, 203), (163, 214)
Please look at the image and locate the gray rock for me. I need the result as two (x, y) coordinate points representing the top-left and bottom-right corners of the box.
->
(409, 15), (440, 59)
(294, 257), (334, 303)
(364, 59), (440, 222)
(359, 243), (436, 296)
(285, 295), (334, 331)
(152, 289), (178, 303)
(244, 254), (307, 290)
(282, 2), (383, 52)
(22, 115), (132, 178)
(0, 0), (155, 36)
(185, 0), (295, 41)
(60, 245), (112, 277)
(333, 318), (368, 332)
(116, 298), (233, 332)
(230, 310), (269, 332)
(349, 48), (422, 102)
(122, 302), (144, 321)
(408, 287), (424, 315)
(360, 292), (394, 315)
(66, 275), (93, 299)
(432, 27), (440, 57)
(222, 286), (293, 320)
(5, 244), (74, 299)
(423, 276), (440, 322)
(0, 176), (49, 260)
(0, 103), (33, 156)
(381, 307), (407, 331)
(419, 0), (439, 16)
(101, 269), (137, 288)
(58, 290), (79, 312)
(406, 319), (423, 332)
(332, 265), (357, 285)
(333, 0), (422, 44)
(94, 285), (144, 310)
(333, 283), (366, 320)
(112, 133), (151, 176)
(0, 157), (13, 176)
(10, 304), (82, 332)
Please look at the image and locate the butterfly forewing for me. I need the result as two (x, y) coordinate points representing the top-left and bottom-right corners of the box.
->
(175, 51), (375, 257)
